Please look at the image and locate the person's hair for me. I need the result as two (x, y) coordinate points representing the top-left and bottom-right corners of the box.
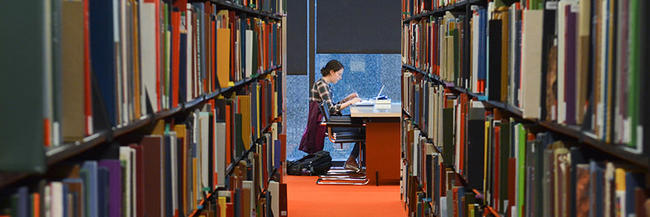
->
(320, 60), (344, 76)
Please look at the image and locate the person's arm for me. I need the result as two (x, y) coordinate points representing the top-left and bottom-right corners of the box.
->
(338, 97), (361, 110)
(341, 92), (359, 103)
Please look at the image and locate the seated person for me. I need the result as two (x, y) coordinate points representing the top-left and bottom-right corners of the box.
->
(298, 59), (363, 171)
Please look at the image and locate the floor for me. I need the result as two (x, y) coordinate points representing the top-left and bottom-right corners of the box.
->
(286, 175), (408, 217)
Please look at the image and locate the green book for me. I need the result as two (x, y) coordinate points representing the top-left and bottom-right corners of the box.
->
(517, 124), (526, 217)
(235, 113), (245, 157)
(442, 108), (454, 167)
(0, 0), (47, 173)
(628, 0), (639, 150)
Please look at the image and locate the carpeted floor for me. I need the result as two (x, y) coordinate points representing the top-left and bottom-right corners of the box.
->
(286, 175), (408, 217)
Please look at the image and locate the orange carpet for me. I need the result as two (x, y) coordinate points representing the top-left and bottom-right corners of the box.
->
(286, 175), (408, 217)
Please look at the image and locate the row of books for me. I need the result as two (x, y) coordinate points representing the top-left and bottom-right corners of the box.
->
(223, 0), (286, 14)
(14, 0), (284, 149)
(0, 97), (286, 217)
(401, 72), (650, 217)
(401, 0), (470, 19)
(0, 64), (283, 175)
(401, 0), (649, 153)
(403, 118), (650, 217)
(192, 180), (287, 217)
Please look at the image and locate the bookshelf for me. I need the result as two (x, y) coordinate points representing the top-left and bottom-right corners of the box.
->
(401, 0), (650, 216)
(0, 0), (288, 216)
(209, 0), (285, 20)
(402, 64), (650, 170)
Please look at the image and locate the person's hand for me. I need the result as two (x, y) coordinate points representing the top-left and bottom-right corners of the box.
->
(345, 92), (359, 102)
(349, 97), (362, 104)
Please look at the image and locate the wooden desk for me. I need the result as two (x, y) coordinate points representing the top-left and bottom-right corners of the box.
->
(351, 103), (401, 185)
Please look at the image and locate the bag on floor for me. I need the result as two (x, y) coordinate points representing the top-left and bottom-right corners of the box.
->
(287, 150), (332, 176)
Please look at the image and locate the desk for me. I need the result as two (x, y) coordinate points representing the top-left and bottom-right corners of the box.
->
(350, 103), (401, 185)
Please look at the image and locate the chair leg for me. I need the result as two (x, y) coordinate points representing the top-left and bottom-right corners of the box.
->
(316, 142), (369, 185)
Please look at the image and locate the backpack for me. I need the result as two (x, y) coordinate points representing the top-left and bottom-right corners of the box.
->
(287, 151), (332, 176)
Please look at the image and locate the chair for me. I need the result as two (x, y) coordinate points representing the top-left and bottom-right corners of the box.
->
(316, 102), (368, 185)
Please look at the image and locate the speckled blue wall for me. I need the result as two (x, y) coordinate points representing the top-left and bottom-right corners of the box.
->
(286, 54), (401, 161)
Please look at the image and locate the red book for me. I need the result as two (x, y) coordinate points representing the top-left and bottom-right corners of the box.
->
(141, 136), (163, 217)
(173, 0), (187, 10)
(279, 183), (288, 216)
(172, 10), (180, 108)
(83, 0), (92, 135)
(227, 203), (234, 217)
(440, 164), (447, 196)
(226, 104), (232, 165)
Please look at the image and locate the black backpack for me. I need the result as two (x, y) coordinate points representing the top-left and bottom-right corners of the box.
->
(287, 151), (332, 176)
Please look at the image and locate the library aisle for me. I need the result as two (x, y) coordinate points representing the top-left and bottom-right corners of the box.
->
(286, 176), (407, 217)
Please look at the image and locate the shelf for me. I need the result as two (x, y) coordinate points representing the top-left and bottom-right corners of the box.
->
(0, 65), (283, 190)
(46, 131), (111, 165)
(113, 115), (155, 138)
(482, 100), (523, 117)
(185, 96), (207, 110)
(206, 65), (281, 98)
(210, 0), (282, 20)
(0, 173), (32, 191)
(402, 0), (481, 23)
(538, 121), (649, 169)
(402, 64), (649, 169)
(402, 64), (444, 85)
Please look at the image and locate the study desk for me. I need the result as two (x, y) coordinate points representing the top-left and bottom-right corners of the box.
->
(350, 103), (401, 185)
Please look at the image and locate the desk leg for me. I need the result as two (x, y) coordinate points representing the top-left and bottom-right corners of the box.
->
(365, 121), (400, 185)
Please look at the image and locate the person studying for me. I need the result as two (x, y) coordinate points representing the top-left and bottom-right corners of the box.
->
(298, 59), (365, 171)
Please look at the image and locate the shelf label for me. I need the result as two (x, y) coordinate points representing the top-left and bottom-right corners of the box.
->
(546, 1), (558, 10)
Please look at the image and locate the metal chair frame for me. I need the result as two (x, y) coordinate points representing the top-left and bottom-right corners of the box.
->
(316, 102), (368, 185)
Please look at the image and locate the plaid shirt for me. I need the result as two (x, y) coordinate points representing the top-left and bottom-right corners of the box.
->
(309, 78), (342, 115)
